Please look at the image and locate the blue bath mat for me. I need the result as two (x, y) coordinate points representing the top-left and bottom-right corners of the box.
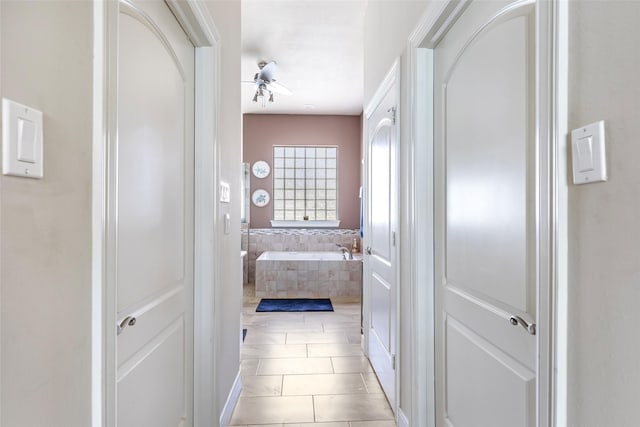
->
(256, 298), (334, 312)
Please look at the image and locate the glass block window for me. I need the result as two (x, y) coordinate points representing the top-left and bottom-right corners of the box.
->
(272, 145), (338, 221)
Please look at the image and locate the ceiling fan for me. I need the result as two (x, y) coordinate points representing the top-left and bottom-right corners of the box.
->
(245, 61), (292, 106)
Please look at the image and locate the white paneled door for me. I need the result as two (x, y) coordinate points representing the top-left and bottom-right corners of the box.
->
(115, 1), (195, 426)
(365, 69), (398, 411)
(434, 1), (538, 426)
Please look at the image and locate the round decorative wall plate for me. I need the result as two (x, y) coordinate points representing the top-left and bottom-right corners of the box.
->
(251, 189), (270, 207)
(252, 161), (270, 178)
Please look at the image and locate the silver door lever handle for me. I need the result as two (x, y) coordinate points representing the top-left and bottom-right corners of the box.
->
(365, 247), (372, 255)
(117, 316), (137, 335)
(509, 315), (536, 335)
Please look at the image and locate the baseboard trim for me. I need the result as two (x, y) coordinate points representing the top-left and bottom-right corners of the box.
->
(398, 408), (410, 427)
(219, 371), (242, 427)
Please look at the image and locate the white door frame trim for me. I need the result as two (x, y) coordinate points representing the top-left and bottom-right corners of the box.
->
(363, 58), (401, 418)
(91, 1), (221, 426)
(405, 0), (567, 426)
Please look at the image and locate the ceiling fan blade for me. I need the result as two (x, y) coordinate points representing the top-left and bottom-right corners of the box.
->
(266, 81), (292, 96)
(259, 61), (278, 82)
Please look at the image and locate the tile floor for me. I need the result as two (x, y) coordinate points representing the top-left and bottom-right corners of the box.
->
(229, 287), (396, 427)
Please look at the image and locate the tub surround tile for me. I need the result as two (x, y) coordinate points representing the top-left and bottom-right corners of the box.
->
(247, 228), (360, 284)
(255, 253), (361, 299)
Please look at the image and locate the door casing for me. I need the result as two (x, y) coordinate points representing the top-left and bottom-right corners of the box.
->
(91, 1), (222, 426)
(404, 0), (568, 426)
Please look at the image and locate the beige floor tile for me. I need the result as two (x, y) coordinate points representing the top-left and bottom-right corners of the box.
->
(350, 421), (397, 427)
(283, 423), (349, 427)
(361, 372), (385, 394)
(229, 396), (314, 425)
(306, 313), (360, 324)
(322, 321), (360, 331)
(241, 359), (260, 378)
(241, 375), (283, 397)
(286, 332), (348, 344)
(237, 303), (393, 425)
(307, 343), (363, 358)
(331, 356), (374, 374)
(268, 319), (324, 329)
(242, 344), (308, 359)
(257, 357), (333, 375)
(346, 332), (363, 344)
(262, 324), (326, 333)
(282, 373), (367, 396)
(313, 394), (394, 422)
(243, 331), (287, 345)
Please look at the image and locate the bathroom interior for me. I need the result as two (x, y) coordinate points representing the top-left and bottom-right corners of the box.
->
(231, 5), (399, 422)
(231, 113), (397, 425)
(240, 114), (363, 308)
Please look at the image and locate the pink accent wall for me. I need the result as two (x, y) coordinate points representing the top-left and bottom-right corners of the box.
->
(243, 114), (362, 229)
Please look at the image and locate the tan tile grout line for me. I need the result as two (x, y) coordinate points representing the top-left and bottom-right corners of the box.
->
(312, 393), (317, 423)
(280, 374), (284, 397)
(360, 372), (370, 393)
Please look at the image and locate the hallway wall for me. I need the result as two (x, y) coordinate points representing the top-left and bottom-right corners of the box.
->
(0, 2), (93, 426)
(0, 2), (241, 426)
(205, 0), (243, 422)
(567, 1), (640, 425)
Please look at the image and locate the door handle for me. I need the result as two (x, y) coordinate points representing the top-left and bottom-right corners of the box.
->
(509, 315), (536, 335)
(117, 316), (137, 335)
(365, 246), (372, 255)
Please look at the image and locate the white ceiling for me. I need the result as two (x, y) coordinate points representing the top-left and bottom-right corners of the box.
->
(241, 0), (367, 116)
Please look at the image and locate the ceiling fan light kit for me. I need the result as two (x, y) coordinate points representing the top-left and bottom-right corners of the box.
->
(246, 60), (292, 107)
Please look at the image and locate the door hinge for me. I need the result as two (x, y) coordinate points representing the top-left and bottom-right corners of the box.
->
(392, 354), (397, 370)
(388, 106), (397, 125)
(392, 231), (396, 247)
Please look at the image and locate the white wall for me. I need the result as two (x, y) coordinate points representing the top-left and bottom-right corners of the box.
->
(205, 0), (243, 422)
(364, 1), (430, 424)
(364, 1), (430, 107)
(0, 1), (241, 425)
(567, 1), (640, 425)
(0, 2), (93, 426)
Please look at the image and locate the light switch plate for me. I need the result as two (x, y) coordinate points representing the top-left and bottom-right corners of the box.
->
(2, 98), (44, 178)
(219, 181), (230, 203)
(571, 120), (606, 185)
